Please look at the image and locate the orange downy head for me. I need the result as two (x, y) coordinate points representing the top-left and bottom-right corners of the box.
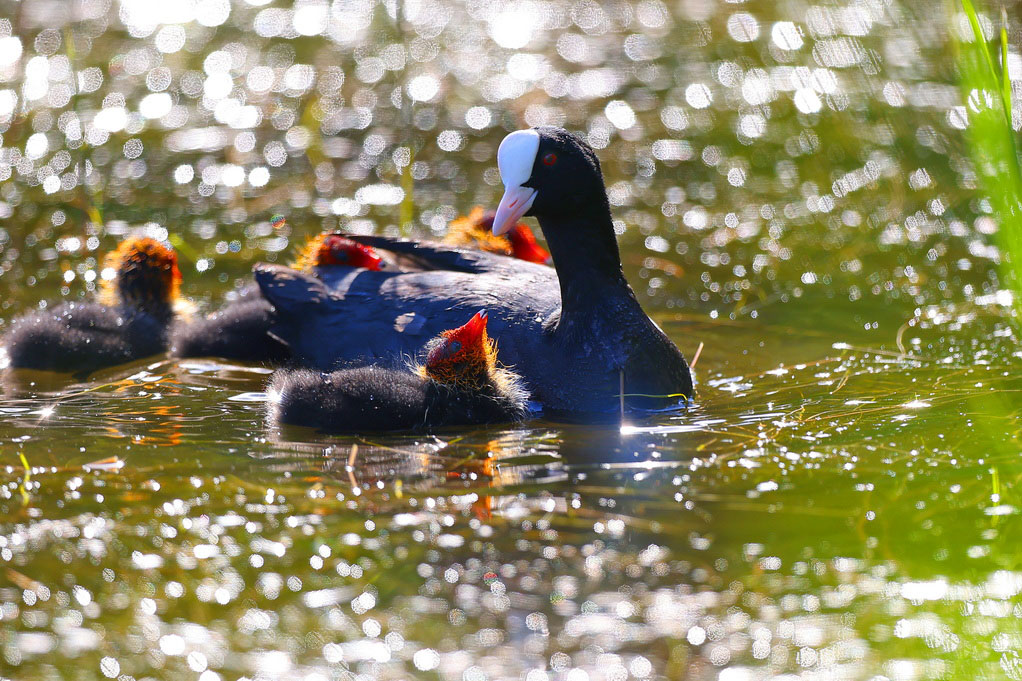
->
(293, 233), (383, 272)
(424, 310), (497, 388)
(445, 207), (514, 256)
(447, 207), (550, 264)
(506, 223), (551, 265)
(100, 236), (180, 310)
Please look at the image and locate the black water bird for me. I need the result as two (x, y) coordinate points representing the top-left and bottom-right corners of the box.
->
(2, 237), (184, 374)
(256, 127), (692, 417)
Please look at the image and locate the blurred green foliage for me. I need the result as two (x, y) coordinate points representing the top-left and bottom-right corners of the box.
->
(957, 0), (1022, 303)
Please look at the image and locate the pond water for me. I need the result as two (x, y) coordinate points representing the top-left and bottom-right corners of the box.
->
(1, 0), (1021, 679)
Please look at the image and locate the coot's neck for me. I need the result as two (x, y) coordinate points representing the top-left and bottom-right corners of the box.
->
(537, 207), (636, 329)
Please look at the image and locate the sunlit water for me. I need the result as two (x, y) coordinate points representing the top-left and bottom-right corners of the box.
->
(2, 0), (1021, 679)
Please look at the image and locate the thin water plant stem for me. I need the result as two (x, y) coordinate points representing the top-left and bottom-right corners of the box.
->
(991, 465), (1003, 526)
(18, 452), (30, 505)
(619, 369), (625, 422)
(63, 25), (104, 229)
(400, 148), (415, 235)
(999, 7), (1011, 121)
(393, 0), (419, 236)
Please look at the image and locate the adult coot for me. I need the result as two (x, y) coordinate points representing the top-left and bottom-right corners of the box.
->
(268, 310), (528, 431)
(2, 237), (184, 374)
(257, 127), (692, 417)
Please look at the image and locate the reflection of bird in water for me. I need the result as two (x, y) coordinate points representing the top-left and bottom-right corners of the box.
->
(0, 361), (193, 447)
(88, 368), (190, 446)
(262, 420), (547, 509)
(304, 439), (451, 489)
(101, 402), (185, 447)
(2, 237), (187, 375)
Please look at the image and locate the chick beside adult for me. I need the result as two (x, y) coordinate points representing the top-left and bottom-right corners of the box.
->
(267, 310), (528, 432)
(444, 206), (551, 264)
(170, 234), (384, 362)
(2, 237), (184, 373)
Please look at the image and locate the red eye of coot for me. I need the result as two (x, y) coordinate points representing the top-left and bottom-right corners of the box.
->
(542, 153), (557, 166)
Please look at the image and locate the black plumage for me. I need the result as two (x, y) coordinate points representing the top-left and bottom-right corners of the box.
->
(2, 237), (182, 374)
(169, 288), (289, 363)
(257, 127), (692, 418)
(2, 302), (169, 374)
(169, 221), (545, 365)
(267, 364), (528, 432)
(169, 234), (408, 363)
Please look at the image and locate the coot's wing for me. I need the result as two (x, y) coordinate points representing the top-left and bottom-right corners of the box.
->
(254, 261), (560, 372)
(253, 265), (334, 309)
(343, 234), (549, 276)
(254, 264), (444, 367)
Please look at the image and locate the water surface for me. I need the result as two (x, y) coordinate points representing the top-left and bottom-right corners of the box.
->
(1, 0), (1020, 679)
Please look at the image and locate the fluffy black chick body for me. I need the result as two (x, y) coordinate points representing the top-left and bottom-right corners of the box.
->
(169, 286), (289, 363)
(3, 302), (169, 373)
(268, 311), (528, 432)
(2, 237), (182, 374)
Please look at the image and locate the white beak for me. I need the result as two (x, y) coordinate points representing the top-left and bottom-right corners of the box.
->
(492, 129), (541, 236)
(492, 185), (537, 236)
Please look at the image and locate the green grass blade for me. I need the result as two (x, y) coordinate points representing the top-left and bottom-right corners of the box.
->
(955, 0), (1022, 304)
(1001, 9), (1012, 118)
(960, 0), (1000, 83)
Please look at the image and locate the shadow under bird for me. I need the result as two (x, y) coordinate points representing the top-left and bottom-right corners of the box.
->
(256, 127), (692, 418)
(267, 310), (528, 432)
(2, 237), (185, 375)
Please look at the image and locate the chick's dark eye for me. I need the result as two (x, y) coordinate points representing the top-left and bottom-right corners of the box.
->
(542, 153), (557, 166)
(447, 340), (462, 354)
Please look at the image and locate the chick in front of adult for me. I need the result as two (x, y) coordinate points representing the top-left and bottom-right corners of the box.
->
(267, 310), (528, 432)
